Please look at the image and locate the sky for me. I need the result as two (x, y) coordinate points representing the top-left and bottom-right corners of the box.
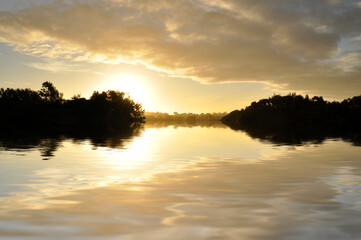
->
(0, 0), (360, 113)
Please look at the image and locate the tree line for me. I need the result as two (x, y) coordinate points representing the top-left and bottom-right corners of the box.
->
(0, 82), (145, 133)
(145, 112), (227, 123)
(221, 93), (361, 144)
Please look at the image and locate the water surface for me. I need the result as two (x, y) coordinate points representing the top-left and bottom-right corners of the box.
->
(0, 125), (360, 239)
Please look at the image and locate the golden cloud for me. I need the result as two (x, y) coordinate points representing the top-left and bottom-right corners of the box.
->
(0, 0), (360, 95)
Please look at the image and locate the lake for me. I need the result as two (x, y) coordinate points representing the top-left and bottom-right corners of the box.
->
(0, 124), (360, 240)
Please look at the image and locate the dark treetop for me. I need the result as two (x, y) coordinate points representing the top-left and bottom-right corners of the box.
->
(221, 93), (361, 145)
(0, 82), (145, 134)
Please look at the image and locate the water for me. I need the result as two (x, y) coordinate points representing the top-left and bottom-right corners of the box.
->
(0, 124), (360, 240)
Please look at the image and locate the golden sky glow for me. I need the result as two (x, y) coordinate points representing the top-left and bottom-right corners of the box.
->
(0, 0), (361, 112)
(104, 72), (154, 109)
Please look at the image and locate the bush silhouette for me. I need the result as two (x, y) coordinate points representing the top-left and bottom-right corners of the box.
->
(221, 93), (361, 145)
(0, 82), (145, 133)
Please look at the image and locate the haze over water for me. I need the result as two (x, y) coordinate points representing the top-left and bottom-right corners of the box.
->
(0, 124), (360, 240)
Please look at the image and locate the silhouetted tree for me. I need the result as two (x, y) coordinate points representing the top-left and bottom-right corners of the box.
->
(221, 93), (361, 144)
(39, 81), (63, 103)
(0, 82), (145, 133)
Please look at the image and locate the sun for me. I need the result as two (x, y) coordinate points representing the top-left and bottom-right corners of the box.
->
(106, 72), (151, 109)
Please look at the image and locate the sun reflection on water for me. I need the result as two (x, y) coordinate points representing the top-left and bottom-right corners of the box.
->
(1, 127), (361, 239)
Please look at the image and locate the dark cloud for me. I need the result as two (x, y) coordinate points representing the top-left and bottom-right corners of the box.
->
(0, 0), (360, 96)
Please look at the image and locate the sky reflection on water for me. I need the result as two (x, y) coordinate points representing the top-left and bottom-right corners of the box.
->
(0, 125), (360, 240)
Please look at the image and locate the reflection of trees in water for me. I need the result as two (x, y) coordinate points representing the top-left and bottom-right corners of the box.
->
(0, 121), (227, 160)
(0, 125), (144, 160)
(39, 138), (62, 160)
(88, 125), (144, 149)
(225, 124), (361, 146)
(0, 135), (63, 160)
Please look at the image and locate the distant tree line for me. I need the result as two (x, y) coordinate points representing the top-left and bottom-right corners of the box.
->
(145, 112), (227, 123)
(221, 93), (361, 144)
(0, 82), (145, 133)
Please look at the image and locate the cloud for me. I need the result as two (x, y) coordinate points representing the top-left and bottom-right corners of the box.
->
(0, 0), (360, 96)
(27, 59), (89, 73)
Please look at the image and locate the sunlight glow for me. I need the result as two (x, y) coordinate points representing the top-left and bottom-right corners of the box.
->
(106, 72), (152, 109)
(101, 135), (152, 168)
